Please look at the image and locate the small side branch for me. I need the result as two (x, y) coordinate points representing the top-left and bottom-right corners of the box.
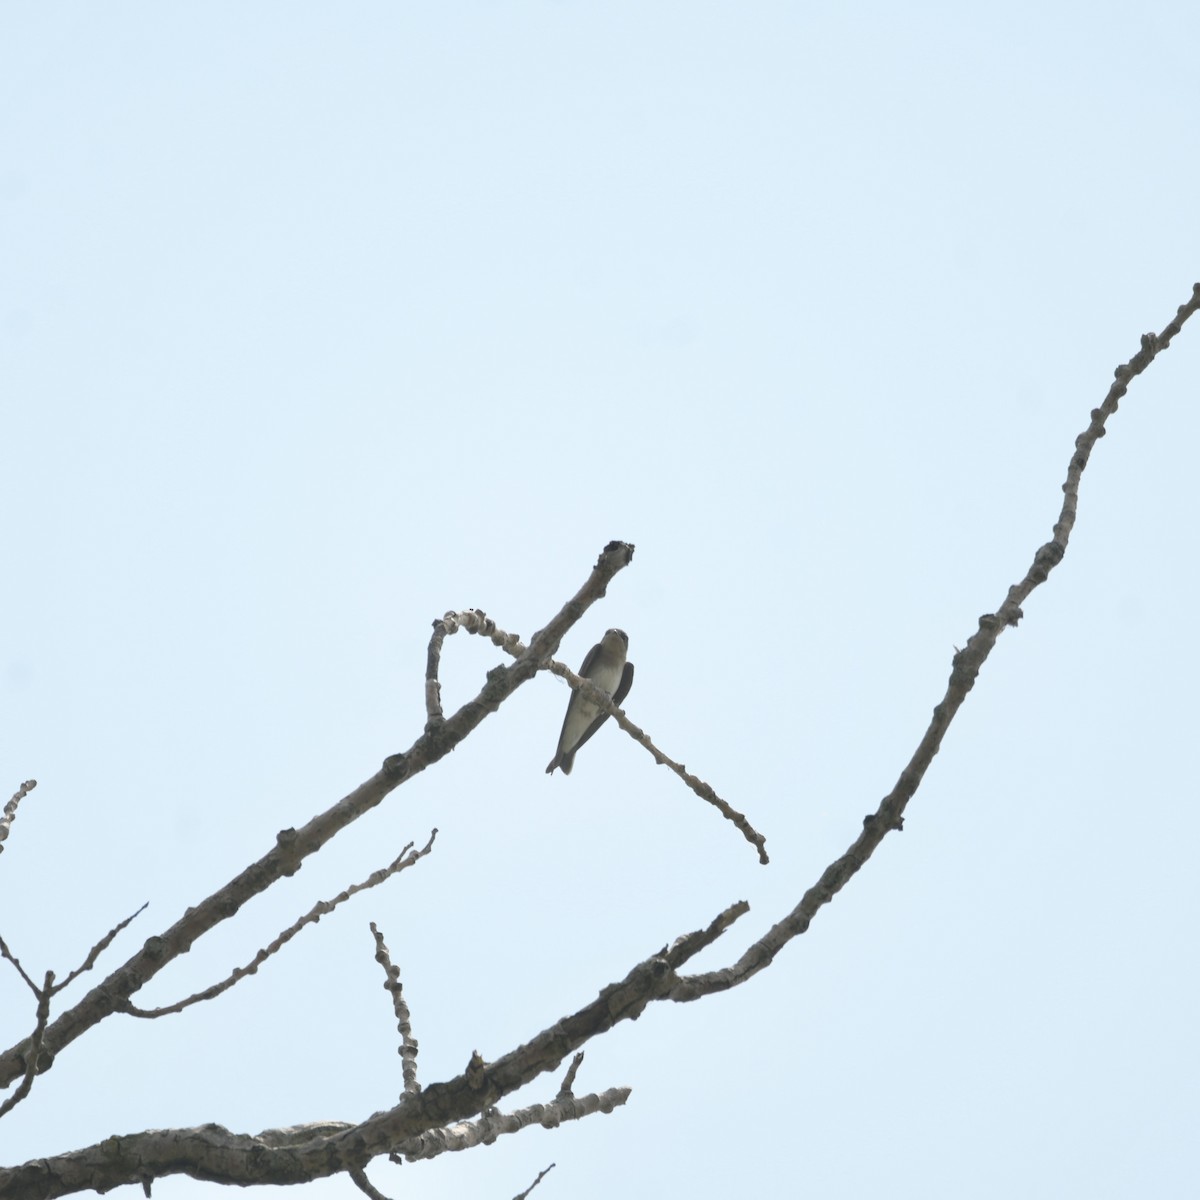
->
(369, 923), (420, 1095)
(425, 550), (769, 871)
(420, 540), (635, 731)
(557, 1052), (584, 1097)
(426, 610), (526, 727)
(52, 904), (149, 996)
(122, 832), (437, 1019)
(0, 780), (37, 855)
(335, 901), (748, 1161)
(545, 662), (770, 864)
(514, 1164), (556, 1200)
(348, 1165), (393, 1200)
(0, 935), (41, 996)
(394, 1087), (631, 1163)
(0, 970), (53, 1119)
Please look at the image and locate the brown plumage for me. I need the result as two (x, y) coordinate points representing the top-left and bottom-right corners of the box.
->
(545, 628), (635, 775)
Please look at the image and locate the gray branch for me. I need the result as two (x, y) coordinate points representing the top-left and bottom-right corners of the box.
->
(0, 541), (635, 1090)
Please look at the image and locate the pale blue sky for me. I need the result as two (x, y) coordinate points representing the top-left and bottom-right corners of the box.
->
(3, 4), (1199, 1198)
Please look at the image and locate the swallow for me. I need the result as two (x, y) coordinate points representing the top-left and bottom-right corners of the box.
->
(545, 628), (634, 775)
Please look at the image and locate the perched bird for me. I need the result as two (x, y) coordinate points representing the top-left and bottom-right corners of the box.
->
(546, 628), (635, 775)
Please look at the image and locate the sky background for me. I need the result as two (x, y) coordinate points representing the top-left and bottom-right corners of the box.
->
(3, 4), (1199, 1198)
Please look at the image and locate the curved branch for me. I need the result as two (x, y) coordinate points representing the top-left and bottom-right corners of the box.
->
(667, 282), (1200, 1002)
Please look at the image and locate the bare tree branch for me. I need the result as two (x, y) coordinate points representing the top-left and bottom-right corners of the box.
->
(0, 541), (635, 1089)
(557, 1052), (584, 1097)
(348, 1165), (393, 1200)
(434, 594), (769, 865)
(431, 606), (767, 864)
(513, 1163), (556, 1200)
(666, 281), (1200, 1003)
(0, 901), (742, 1197)
(3, 281), (1197, 1198)
(0, 936), (41, 996)
(329, 901), (748, 1164)
(52, 904), (149, 997)
(425, 609), (526, 727)
(0, 780), (37, 856)
(544, 661), (770, 863)
(370, 921), (421, 1096)
(120, 833), (437, 1019)
(395, 1087), (629, 1162)
(0, 972), (52, 1120)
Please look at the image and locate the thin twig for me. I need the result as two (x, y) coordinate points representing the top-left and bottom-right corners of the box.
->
(426, 553), (760, 875)
(52, 903), (149, 996)
(546, 661), (769, 863)
(348, 1165), (393, 1200)
(0, 971), (53, 1119)
(426, 610), (526, 727)
(370, 922), (421, 1095)
(0, 780), (37, 854)
(514, 1163), (556, 1200)
(0, 935), (40, 996)
(557, 1052), (583, 1098)
(122, 832), (437, 1019)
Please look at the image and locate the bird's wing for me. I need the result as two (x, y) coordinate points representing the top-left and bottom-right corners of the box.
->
(546, 641), (606, 771)
(551, 698), (577, 763)
(613, 661), (634, 706)
(576, 641), (603, 678)
(567, 660), (635, 759)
